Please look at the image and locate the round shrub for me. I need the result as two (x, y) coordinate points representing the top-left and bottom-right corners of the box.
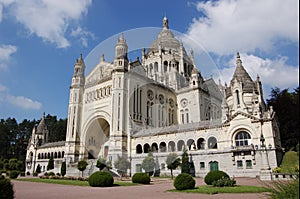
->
(174, 173), (195, 190)
(9, 170), (19, 179)
(88, 171), (114, 187)
(0, 177), (14, 199)
(132, 173), (150, 184)
(204, 170), (229, 185)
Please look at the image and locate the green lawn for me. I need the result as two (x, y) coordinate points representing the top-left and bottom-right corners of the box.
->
(169, 185), (271, 194)
(16, 178), (137, 186)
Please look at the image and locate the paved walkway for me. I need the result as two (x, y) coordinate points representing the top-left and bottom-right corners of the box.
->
(12, 177), (270, 199)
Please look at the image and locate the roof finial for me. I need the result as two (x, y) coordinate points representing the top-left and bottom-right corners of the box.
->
(236, 52), (242, 65)
(163, 16), (169, 29)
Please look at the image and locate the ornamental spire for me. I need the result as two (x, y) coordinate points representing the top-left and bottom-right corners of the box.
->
(163, 16), (169, 29)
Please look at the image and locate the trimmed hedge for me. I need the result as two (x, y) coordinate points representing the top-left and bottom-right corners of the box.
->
(88, 171), (114, 187)
(132, 173), (150, 184)
(204, 170), (229, 185)
(9, 170), (19, 179)
(0, 176), (14, 199)
(173, 173), (195, 190)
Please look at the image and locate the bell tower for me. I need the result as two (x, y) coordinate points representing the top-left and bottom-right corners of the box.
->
(65, 54), (85, 163)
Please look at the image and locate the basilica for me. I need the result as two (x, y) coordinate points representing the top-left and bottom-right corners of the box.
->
(26, 17), (282, 179)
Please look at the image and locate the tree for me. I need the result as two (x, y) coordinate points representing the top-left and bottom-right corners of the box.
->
(181, 148), (190, 174)
(47, 157), (54, 171)
(142, 152), (155, 176)
(61, 162), (66, 177)
(114, 155), (130, 176)
(8, 159), (18, 171)
(166, 153), (180, 179)
(35, 164), (41, 173)
(267, 87), (299, 151)
(77, 160), (88, 177)
(96, 157), (110, 171)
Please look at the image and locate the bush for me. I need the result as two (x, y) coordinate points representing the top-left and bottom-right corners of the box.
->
(0, 177), (14, 199)
(204, 170), (229, 185)
(9, 170), (19, 179)
(48, 172), (55, 176)
(132, 173), (150, 184)
(212, 176), (236, 187)
(88, 171), (114, 187)
(269, 178), (299, 199)
(173, 173), (195, 190)
(26, 171), (30, 176)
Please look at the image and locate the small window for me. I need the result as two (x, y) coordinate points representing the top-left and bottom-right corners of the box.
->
(237, 160), (243, 169)
(200, 162), (205, 170)
(246, 160), (252, 169)
(161, 163), (165, 170)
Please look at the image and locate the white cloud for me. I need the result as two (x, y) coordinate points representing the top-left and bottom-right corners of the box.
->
(6, 95), (42, 110)
(0, 44), (17, 69)
(186, 0), (299, 55)
(71, 26), (95, 47)
(215, 53), (299, 89)
(3, 0), (92, 48)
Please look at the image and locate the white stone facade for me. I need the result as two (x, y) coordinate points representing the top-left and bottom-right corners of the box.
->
(26, 17), (282, 178)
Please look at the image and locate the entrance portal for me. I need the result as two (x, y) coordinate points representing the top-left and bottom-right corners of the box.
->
(85, 118), (110, 159)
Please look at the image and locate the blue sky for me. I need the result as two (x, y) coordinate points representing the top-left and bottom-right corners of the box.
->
(0, 0), (299, 122)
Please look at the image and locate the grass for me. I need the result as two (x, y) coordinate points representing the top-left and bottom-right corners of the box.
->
(169, 185), (271, 194)
(16, 178), (137, 187)
(279, 151), (299, 173)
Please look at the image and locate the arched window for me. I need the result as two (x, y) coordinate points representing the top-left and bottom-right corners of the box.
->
(62, 151), (65, 158)
(197, 138), (205, 149)
(187, 139), (196, 150)
(208, 137), (217, 149)
(159, 142), (166, 152)
(168, 141), (175, 152)
(177, 140), (185, 151)
(136, 144), (143, 154)
(236, 90), (240, 105)
(151, 143), (158, 153)
(235, 131), (251, 146)
(143, 143), (150, 153)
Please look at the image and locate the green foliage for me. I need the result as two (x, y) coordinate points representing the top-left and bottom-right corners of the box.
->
(280, 151), (299, 173)
(47, 157), (54, 171)
(114, 155), (130, 175)
(77, 160), (88, 177)
(0, 115), (66, 161)
(267, 87), (299, 151)
(88, 171), (114, 187)
(142, 152), (155, 176)
(269, 178), (299, 199)
(166, 153), (180, 179)
(35, 164), (41, 173)
(173, 173), (195, 190)
(181, 149), (190, 174)
(61, 162), (66, 177)
(48, 172), (55, 176)
(273, 167), (282, 173)
(8, 159), (18, 170)
(9, 170), (19, 179)
(96, 157), (109, 171)
(132, 172), (150, 184)
(212, 176), (236, 187)
(204, 170), (230, 185)
(0, 177), (14, 199)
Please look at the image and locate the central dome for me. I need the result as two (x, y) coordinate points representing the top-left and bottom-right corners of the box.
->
(148, 17), (187, 55)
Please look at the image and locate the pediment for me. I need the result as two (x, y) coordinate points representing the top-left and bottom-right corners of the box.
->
(224, 111), (259, 124)
(86, 61), (113, 85)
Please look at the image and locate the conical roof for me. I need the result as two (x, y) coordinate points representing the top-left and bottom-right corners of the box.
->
(36, 113), (47, 134)
(231, 53), (257, 93)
